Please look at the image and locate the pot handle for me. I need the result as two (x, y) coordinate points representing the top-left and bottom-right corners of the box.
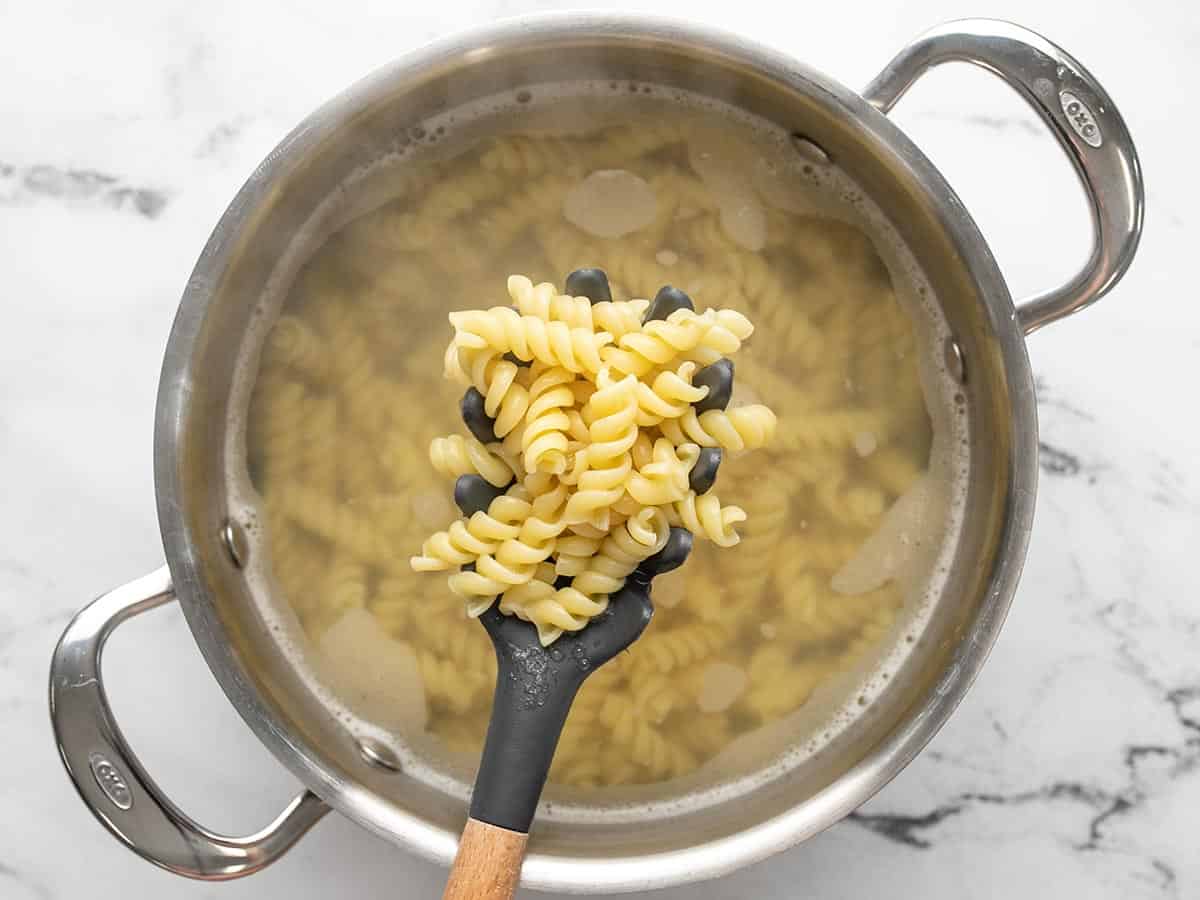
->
(863, 19), (1144, 336)
(48, 567), (329, 879)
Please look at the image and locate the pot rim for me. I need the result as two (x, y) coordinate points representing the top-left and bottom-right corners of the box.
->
(154, 11), (1037, 893)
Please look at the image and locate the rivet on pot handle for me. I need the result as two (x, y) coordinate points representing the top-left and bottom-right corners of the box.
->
(48, 567), (329, 879)
(864, 19), (1145, 336)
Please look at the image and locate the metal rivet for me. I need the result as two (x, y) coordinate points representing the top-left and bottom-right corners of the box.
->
(943, 336), (967, 385)
(790, 133), (830, 165)
(358, 739), (402, 772)
(220, 520), (248, 568)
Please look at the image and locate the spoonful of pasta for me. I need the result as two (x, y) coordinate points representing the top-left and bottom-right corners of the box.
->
(407, 268), (776, 899)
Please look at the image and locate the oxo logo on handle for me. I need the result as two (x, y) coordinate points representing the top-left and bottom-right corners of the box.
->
(1059, 90), (1103, 148)
(89, 752), (133, 810)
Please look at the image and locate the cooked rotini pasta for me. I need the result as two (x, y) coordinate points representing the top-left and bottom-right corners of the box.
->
(601, 308), (752, 377)
(410, 492), (529, 570)
(668, 491), (746, 547)
(246, 100), (948, 792)
(446, 480), (571, 613)
(415, 273), (776, 641)
(597, 693), (698, 780)
(632, 363), (709, 426)
(634, 621), (729, 674)
(626, 438), (696, 506)
(659, 403), (778, 451)
(566, 506), (669, 598)
(478, 177), (573, 247)
(449, 307), (613, 375)
(266, 315), (330, 382)
(521, 365), (575, 474)
(481, 136), (580, 177)
(724, 479), (789, 602)
(427, 434), (515, 487)
(251, 379), (307, 485)
(417, 274), (777, 643)
(454, 348), (531, 439)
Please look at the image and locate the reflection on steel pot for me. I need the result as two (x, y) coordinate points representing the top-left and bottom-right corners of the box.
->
(49, 14), (1142, 894)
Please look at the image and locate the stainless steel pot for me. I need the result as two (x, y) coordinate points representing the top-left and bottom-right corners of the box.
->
(49, 14), (1143, 894)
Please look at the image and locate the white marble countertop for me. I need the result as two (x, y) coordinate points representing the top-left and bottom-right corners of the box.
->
(2, 0), (1195, 897)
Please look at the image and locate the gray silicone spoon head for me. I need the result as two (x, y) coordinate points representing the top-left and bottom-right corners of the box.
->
(454, 475), (692, 833)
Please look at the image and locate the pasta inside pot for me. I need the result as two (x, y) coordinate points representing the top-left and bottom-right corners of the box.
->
(233, 82), (969, 813)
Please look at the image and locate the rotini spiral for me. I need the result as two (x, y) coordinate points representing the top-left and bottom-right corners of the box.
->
(266, 316), (330, 382)
(659, 404), (778, 452)
(481, 136), (580, 177)
(323, 314), (393, 435)
(725, 480), (789, 600)
(478, 176), (572, 246)
(626, 438), (696, 506)
(508, 273), (650, 339)
(410, 493), (529, 571)
(302, 393), (340, 501)
(592, 298), (653, 340)
(741, 649), (830, 721)
(668, 491), (746, 547)
(553, 527), (605, 577)
(418, 652), (493, 715)
(590, 122), (687, 166)
(562, 372), (639, 527)
(598, 693), (697, 780)
(568, 506), (669, 599)
(774, 533), (869, 574)
(603, 249), (697, 305)
(450, 306), (613, 376)
(776, 571), (901, 644)
(631, 361), (708, 426)
(449, 481), (571, 613)
(339, 424), (386, 502)
(535, 222), (603, 281)
(723, 249), (824, 368)
(499, 562), (607, 645)
(428, 433), (514, 487)
(506, 274), (563, 319)
(255, 379), (308, 486)
(602, 308), (752, 377)
(419, 168), (509, 219)
(346, 207), (441, 252)
(326, 555), (369, 613)
(283, 485), (397, 570)
(815, 477), (887, 529)
(456, 347), (531, 439)
(775, 409), (890, 452)
(629, 673), (684, 724)
(521, 366), (576, 474)
(633, 621), (729, 674)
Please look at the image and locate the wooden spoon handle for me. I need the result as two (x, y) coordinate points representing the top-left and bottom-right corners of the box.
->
(442, 818), (528, 900)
